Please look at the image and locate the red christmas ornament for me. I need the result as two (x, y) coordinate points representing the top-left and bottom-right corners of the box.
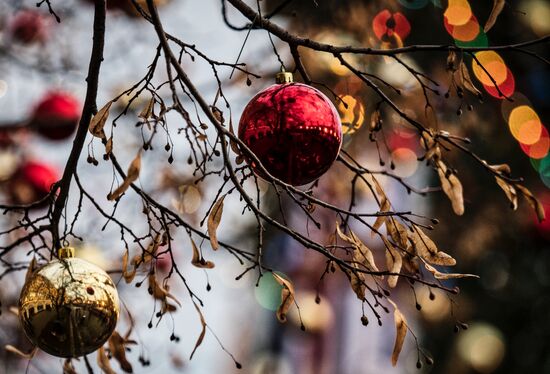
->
(9, 10), (49, 44)
(9, 161), (59, 205)
(238, 72), (342, 186)
(29, 92), (81, 141)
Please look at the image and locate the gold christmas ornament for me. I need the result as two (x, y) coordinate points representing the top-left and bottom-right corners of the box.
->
(18, 247), (119, 358)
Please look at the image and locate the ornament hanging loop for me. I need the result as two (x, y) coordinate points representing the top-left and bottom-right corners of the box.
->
(276, 70), (293, 84)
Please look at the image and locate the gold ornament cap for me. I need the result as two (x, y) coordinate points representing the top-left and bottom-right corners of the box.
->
(276, 71), (293, 84)
(58, 246), (75, 258)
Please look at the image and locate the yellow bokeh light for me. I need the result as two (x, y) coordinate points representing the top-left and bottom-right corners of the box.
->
(457, 323), (505, 373)
(444, 0), (473, 26)
(338, 95), (365, 135)
(472, 52), (508, 86)
(391, 148), (418, 178)
(508, 105), (542, 145)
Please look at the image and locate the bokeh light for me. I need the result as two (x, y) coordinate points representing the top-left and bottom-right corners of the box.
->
(483, 67), (515, 99)
(372, 10), (411, 41)
(520, 125), (549, 159)
(508, 105), (542, 145)
(522, 0), (550, 37)
(471, 51), (508, 86)
(338, 95), (365, 135)
(254, 272), (287, 311)
(457, 323), (506, 373)
(444, 14), (480, 42)
(398, 0), (430, 10)
(444, 0), (473, 26)
(391, 148), (418, 178)
(288, 291), (334, 332)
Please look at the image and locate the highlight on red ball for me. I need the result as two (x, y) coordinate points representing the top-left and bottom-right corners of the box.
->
(29, 91), (82, 141)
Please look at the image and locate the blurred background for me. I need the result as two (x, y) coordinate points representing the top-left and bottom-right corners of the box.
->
(0, 0), (549, 373)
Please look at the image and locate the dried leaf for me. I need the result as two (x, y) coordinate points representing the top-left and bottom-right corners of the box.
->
(122, 248), (137, 284)
(388, 300), (407, 367)
(25, 257), (37, 283)
(89, 101), (112, 140)
(383, 237), (402, 288)
(109, 332), (133, 373)
(5, 345), (36, 359)
(485, 0), (505, 32)
(207, 195), (225, 250)
(424, 263), (479, 280)
(63, 359), (77, 374)
(386, 218), (409, 248)
(190, 237), (215, 269)
(516, 184), (546, 222)
(369, 109), (381, 132)
(190, 302), (206, 359)
(273, 273), (295, 323)
(148, 274), (182, 307)
(410, 226), (456, 266)
(97, 347), (116, 374)
(446, 50), (458, 72)
(495, 177), (518, 210)
(138, 97), (154, 120)
(229, 119), (241, 155)
(425, 104), (439, 130)
(372, 198), (390, 237)
(105, 136), (113, 156)
(108, 151), (141, 201)
(459, 61), (482, 98)
(436, 160), (464, 215)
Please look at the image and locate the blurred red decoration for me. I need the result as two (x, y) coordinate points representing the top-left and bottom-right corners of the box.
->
(9, 161), (59, 205)
(238, 74), (342, 186)
(372, 10), (411, 41)
(9, 10), (49, 44)
(29, 91), (81, 141)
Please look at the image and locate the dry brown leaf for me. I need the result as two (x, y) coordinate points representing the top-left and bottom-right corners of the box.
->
(424, 263), (479, 280)
(190, 302), (206, 359)
(386, 218), (409, 248)
(122, 248), (137, 283)
(495, 177), (518, 210)
(383, 237), (402, 288)
(89, 100), (112, 140)
(5, 345), (36, 359)
(25, 257), (37, 283)
(190, 237), (215, 269)
(485, 0), (506, 32)
(410, 226), (456, 266)
(436, 160), (464, 215)
(207, 195), (225, 250)
(63, 359), (77, 374)
(97, 347), (116, 374)
(349, 231), (379, 273)
(229, 119), (241, 155)
(139, 97), (155, 120)
(273, 273), (295, 323)
(459, 61), (482, 98)
(425, 104), (439, 130)
(148, 274), (182, 307)
(372, 198), (390, 237)
(388, 300), (407, 367)
(369, 109), (381, 132)
(105, 136), (113, 156)
(109, 332), (133, 373)
(446, 50), (458, 72)
(516, 184), (546, 222)
(108, 151), (141, 201)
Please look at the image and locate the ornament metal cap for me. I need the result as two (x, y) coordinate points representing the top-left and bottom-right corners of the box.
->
(276, 71), (293, 84)
(57, 246), (75, 258)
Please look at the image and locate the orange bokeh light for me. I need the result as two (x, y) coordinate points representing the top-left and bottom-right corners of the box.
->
(472, 51), (507, 86)
(509, 106), (542, 145)
(483, 67), (515, 99)
(444, 14), (480, 41)
(520, 125), (549, 159)
(391, 148), (418, 178)
(444, 0), (473, 26)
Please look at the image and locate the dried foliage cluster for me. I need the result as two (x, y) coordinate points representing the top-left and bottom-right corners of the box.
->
(0, 0), (548, 372)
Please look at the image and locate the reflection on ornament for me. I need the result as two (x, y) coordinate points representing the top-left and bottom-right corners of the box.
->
(9, 10), (49, 44)
(238, 73), (342, 186)
(29, 92), (81, 141)
(19, 247), (119, 358)
(9, 161), (59, 205)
